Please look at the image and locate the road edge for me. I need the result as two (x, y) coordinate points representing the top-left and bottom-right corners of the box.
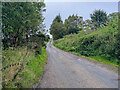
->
(53, 44), (118, 73)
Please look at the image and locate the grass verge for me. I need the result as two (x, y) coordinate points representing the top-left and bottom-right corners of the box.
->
(2, 47), (47, 88)
(54, 43), (119, 68)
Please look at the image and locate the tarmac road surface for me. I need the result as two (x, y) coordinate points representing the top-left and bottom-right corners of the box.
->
(36, 40), (118, 88)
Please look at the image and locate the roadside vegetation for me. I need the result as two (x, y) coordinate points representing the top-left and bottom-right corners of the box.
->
(51, 10), (120, 67)
(2, 47), (47, 88)
(2, 2), (49, 88)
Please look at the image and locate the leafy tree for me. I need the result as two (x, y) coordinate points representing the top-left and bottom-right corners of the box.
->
(50, 14), (66, 40)
(2, 2), (45, 48)
(45, 35), (50, 42)
(2, 2), (47, 54)
(53, 13), (63, 23)
(90, 9), (108, 28)
(50, 21), (65, 40)
(108, 12), (119, 20)
(83, 19), (94, 31)
(64, 14), (83, 34)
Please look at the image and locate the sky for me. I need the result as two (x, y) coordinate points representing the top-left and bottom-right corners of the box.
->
(44, 0), (119, 2)
(43, 2), (118, 32)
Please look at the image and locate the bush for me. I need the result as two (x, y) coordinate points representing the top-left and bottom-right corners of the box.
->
(54, 17), (119, 66)
(2, 47), (47, 88)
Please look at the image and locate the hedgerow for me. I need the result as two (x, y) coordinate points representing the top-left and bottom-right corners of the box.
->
(54, 16), (120, 66)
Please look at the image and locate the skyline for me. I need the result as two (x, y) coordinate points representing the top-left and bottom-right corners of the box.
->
(43, 2), (118, 31)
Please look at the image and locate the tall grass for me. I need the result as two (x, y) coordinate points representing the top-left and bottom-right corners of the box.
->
(2, 47), (47, 88)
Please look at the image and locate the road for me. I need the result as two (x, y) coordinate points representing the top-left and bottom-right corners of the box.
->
(36, 40), (118, 88)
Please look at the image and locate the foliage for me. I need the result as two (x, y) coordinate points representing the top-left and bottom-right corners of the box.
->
(54, 12), (119, 66)
(2, 2), (49, 88)
(50, 14), (83, 40)
(53, 14), (63, 23)
(90, 9), (108, 28)
(2, 2), (47, 54)
(83, 19), (95, 31)
(45, 35), (50, 42)
(64, 14), (83, 34)
(50, 14), (66, 40)
(108, 12), (119, 20)
(2, 47), (47, 88)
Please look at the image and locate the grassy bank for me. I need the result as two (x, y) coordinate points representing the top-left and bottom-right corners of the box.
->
(2, 47), (47, 88)
(54, 42), (118, 68)
(54, 24), (119, 67)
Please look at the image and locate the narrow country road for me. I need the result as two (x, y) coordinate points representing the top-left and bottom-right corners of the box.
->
(36, 40), (118, 88)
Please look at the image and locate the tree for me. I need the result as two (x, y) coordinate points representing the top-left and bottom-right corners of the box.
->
(83, 19), (96, 31)
(108, 12), (119, 20)
(50, 21), (65, 40)
(90, 9), (108, 28)
(64, 14), (83, 35)
(50, 14), (66, 40)
(53, 13), (63, 23)
(2, 2), (46, 50)
(2, 2), (47, 55)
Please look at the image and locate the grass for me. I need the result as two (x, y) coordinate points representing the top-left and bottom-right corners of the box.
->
(88, 56), (118, 67)
(53, 20), (119, 67)
(2, 46), (47, 88)
(54, 41), (119, 68)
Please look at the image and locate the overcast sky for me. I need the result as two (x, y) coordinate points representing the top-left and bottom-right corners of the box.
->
(43, 2), (118, 31)
(44, 0), (119, 2)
